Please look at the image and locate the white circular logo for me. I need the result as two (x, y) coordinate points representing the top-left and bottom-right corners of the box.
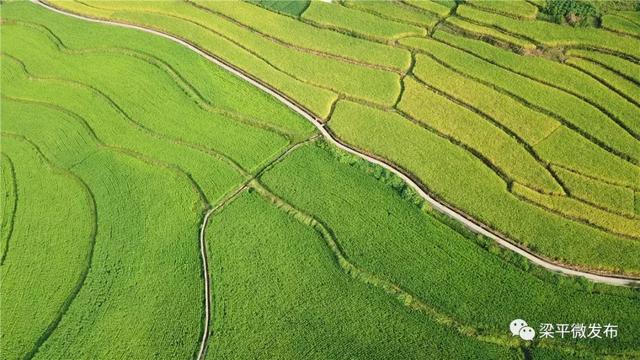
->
(509, 319), (527, 336)
(519, 326), (536, 341)
(510, 319), (536, 341)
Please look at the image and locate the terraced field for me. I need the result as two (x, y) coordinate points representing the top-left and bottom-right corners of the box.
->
(43, 0), (640, 277)
(2, 1), (640, 359)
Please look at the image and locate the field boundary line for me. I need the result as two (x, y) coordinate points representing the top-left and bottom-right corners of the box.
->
(564, 59), (640, 110)
(250, 180), (639, 359)
(425, 35), (640, 148)
(571, 54), (640, 87)
(196, 135), (319, 359)
(186, 0), (405, 74)
(407, 43), (640, 163)
(0, 154), (18, 266)
(35, 0), (640, 291)
(3, 51), (249, 177)
(2, 133), (98, 360)
(3, 19), (297, 141)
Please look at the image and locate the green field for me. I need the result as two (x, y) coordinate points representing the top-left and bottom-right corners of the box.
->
(2, 1), (640, 359)
(44, 0), (640, 275)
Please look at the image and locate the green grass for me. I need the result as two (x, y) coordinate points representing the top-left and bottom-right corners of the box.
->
(553, 165), (636, 217)
(0, 136), (94, 360)
(342, 0), (441, 29)
(405, 34), (640, 160)
(302, 1), (427, 41)
(400, 76), (562, 194)
(196, 0), (412, 71)
(259, 142), (640, 355)
(468, 0), (539, 19)
(328, 100), (640, 274)
(247, 0), (310, 17)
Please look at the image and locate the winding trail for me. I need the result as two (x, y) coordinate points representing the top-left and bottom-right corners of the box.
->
(31, 2), (640, 357)
(34, 0), (640, 284)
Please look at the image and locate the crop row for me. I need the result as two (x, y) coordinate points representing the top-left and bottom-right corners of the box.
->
(342, 0), (440, 29)
(444, 16), (537, 49)
(399, 76), (561, 194)
(194, 0), (412, 71)
(466, 0), (539, 20)
(456, 4), (640, 59)
(327, 100), (640, 273)
(512, 183), (640, 239)
(403, 0), (455, 18)
(3, 56), (241, 203)
(401, 40), (559, 144)
(432, 30), (640, 142)
(4, 22), (294, 172)
(566, 49), (640, 85)
(553, 166), (636, 218)
(49, 0), (337, 117)
(601, 14), (640, 37)
(404, 35), (640, 163)
(566, 57), (640, 107)
(302, 1), (427, 42)
(55, 0), (402, 108)
(534, 127), (640, 191)
(247, 0), (309, 17)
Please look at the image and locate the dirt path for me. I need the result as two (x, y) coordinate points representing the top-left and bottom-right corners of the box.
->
(33, 0), (638, 341)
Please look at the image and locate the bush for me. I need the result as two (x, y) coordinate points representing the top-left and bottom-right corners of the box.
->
(543, 0), (600, 27)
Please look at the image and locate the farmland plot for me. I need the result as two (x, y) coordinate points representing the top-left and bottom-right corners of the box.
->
(0, 135), (94, 360)
(205, 190), (517, 359)
(4, 1), (640, 358)
(258, 142), (640, 356)
(45, 0), (640, 275)
(0, 2), (312, 358)
(328, 100), (640, 273)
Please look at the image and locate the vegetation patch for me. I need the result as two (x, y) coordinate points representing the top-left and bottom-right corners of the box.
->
(247, 0), (310, 17)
